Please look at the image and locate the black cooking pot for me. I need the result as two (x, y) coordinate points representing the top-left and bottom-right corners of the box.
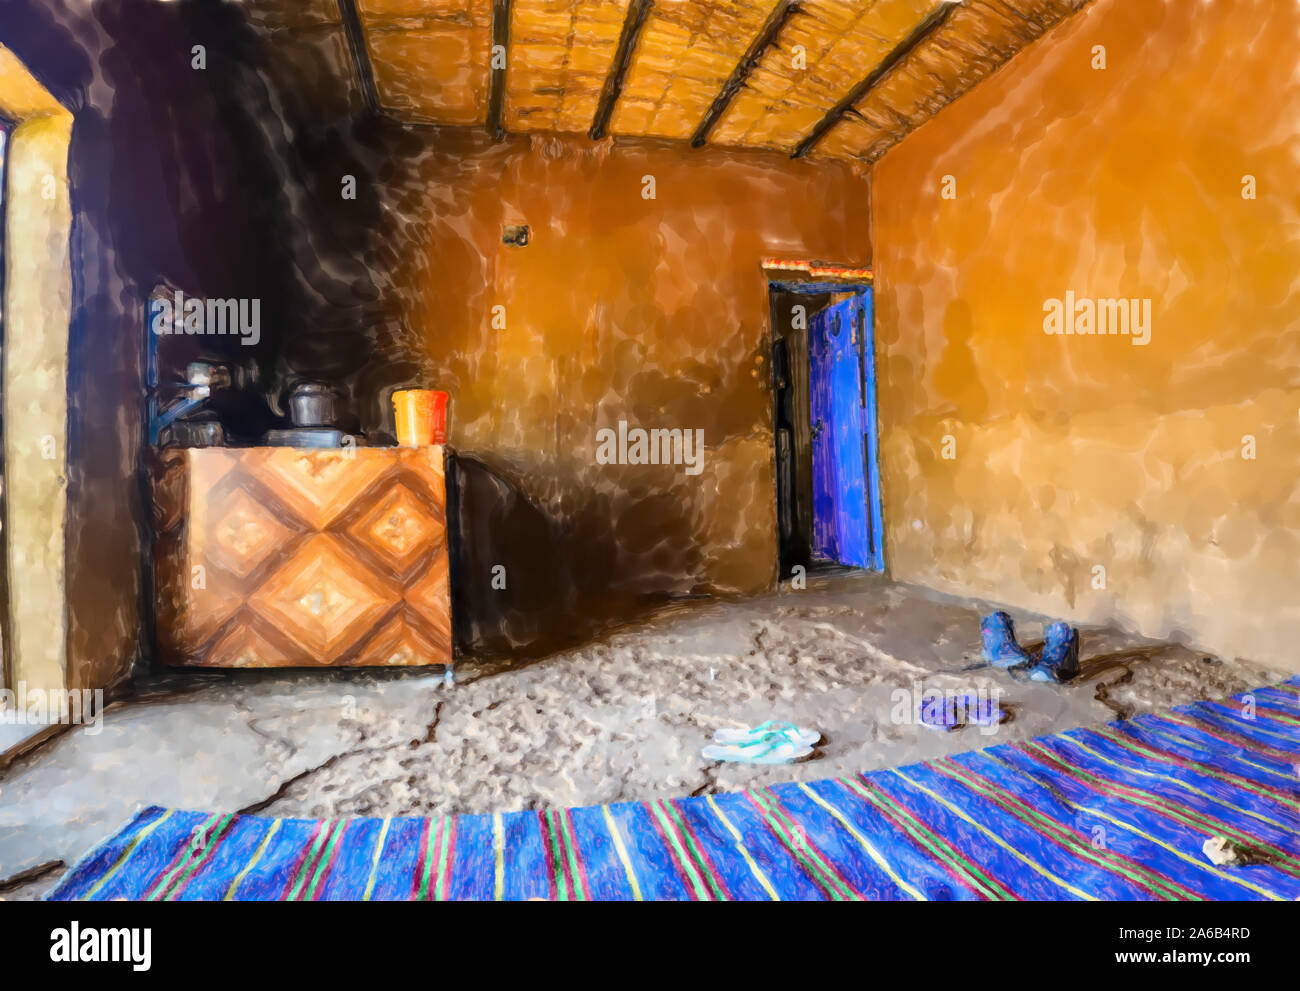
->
(287, 382), (339, 427)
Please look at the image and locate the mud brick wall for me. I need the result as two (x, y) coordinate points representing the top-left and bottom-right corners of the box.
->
(871, 0), (1300, 671)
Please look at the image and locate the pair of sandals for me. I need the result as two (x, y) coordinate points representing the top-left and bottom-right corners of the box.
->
(980, 611), (1080, 683)
(701, 721), (820, 764)
(917, 692), (1005, 732)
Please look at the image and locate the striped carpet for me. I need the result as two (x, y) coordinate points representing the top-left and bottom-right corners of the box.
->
(47, 678), (1300, 900)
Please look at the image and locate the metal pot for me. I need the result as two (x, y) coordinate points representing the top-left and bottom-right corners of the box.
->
(170, 418), (226, 448)
(287, 381), (338, 427)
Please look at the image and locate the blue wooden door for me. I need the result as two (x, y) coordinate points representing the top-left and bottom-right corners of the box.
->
(809, 293), (881, 570)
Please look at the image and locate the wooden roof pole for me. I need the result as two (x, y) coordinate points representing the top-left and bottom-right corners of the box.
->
(336, 0), (380, 116)
(487, 0), (511, 140)
(589, 0), (654, 141)
(791, 0), (961, 159)
(690, 0), (804, 149)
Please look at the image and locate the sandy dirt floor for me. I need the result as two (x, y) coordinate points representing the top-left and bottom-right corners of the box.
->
(0, 572), (1284, 899)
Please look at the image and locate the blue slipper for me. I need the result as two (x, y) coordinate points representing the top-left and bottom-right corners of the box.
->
(980, 611), (1032, 670)
(1018, 621), (1079, 682)
(962, 693), (1005, 726)
(918, 692), (1005, 731)
(918, 694), (963, 731)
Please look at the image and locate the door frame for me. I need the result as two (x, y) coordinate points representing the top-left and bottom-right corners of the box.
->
(0, 52), (76, 703)
(0, 117), (11, 690)
(768, 279), (885, 575)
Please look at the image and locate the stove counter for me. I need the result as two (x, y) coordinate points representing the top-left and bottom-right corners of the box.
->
(151, 445), (452, 668)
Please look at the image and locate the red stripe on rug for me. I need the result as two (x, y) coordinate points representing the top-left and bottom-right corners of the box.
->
(648, 801), (712, 900)
(759, 789), (857, 899)
(1101, 725), (1298, 803)
(537, 810), (559, 901)
(743, 792), (842, 901)
(166, 816), (239, 901)
(937, 757), (1192, 900)
(279, 819), (331, 902)
(308, 820), (351, 901)
(850, 777), (1010, 900)
(561, 808), (590, 901)
(142, 819), (216, 901)
(410, 817), (433, 901)
(664, 799), (728, 901)
(1023, 741), (1300, 880)
(1158, 713), (1300, 764)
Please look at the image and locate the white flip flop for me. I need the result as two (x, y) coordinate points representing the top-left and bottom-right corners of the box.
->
(702, 735), (815, 765)
(712, 720), (821, 749)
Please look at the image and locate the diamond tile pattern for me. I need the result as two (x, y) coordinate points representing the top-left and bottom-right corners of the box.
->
(346, 482), (444, 577)
(207, 486), (299, 580)
(245, 449), (392, 529)
(152, 447), (453, 668)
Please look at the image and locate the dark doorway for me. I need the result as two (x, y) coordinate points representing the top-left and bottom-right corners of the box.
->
(0, 118), (11, 688)
(769, 281), (883, 581)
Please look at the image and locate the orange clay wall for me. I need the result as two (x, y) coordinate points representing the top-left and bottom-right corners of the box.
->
(376, 131), (869, 642)
(872, 0), (1300, 670)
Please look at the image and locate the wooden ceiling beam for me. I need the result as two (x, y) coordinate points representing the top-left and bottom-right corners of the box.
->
(689, 0), (803, 149)
(791, 1), (961, 159)
(487, 0), (511, 140)
(589, 0), (654, 141)
(336, 0), (380, 116)
(842, 106), (891, 133)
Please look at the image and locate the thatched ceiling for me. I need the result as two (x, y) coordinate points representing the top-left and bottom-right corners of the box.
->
(252, 0), (1092, 162)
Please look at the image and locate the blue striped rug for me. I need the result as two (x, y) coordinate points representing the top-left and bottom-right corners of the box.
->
(47, 678), (1300, 900)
